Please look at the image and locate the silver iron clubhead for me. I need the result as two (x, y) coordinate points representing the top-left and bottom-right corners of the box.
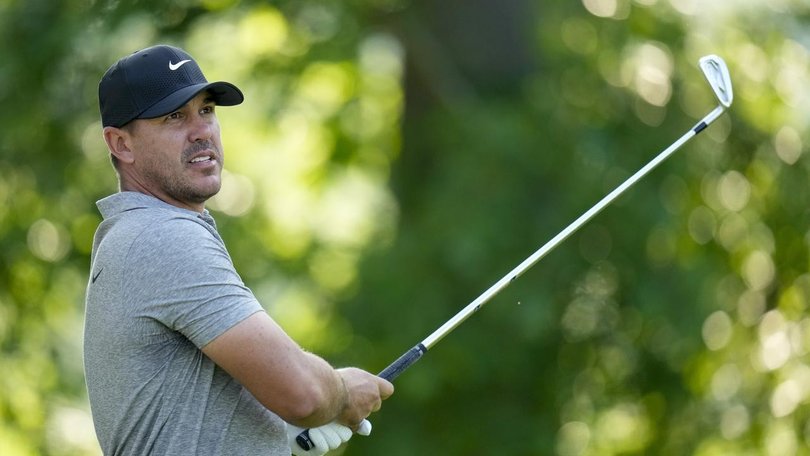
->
(699, 55), (733, 109)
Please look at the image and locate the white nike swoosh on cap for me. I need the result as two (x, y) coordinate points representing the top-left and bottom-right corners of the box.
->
(169, 60), (191, 71)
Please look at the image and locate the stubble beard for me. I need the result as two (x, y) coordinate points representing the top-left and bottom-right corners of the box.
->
(145, 141), (223, 206)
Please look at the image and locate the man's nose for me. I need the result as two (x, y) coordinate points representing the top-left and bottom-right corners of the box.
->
(189, 115), (214, 142)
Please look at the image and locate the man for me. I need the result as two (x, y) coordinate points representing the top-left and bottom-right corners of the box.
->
(84, 44), (394, 455)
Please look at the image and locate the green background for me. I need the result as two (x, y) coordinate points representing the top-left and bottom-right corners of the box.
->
(2, 0), (809, 454)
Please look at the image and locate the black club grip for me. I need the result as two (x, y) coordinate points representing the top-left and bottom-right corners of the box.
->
(295, 431), (316, 451)
(378, 343), (427, 381)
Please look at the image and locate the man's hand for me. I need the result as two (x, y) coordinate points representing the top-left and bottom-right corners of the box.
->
(335, 368), (394, 429)
(287, 420), (370, 455)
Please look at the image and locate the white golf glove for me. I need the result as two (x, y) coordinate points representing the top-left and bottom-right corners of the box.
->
(286, 419), (372, 456)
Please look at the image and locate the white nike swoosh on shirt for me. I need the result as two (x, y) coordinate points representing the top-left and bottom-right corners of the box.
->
(169, 60), (191, 71)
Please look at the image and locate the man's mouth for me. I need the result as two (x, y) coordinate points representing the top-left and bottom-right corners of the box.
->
(190, 155), (214, 163)
(184, 141), (220, 166)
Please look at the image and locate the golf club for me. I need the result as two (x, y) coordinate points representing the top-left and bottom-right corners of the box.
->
(296, 54), (733, 451)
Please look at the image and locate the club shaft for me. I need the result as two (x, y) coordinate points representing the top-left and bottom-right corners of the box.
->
(379, 105), (726, 381)
(299, 106), (727, 451)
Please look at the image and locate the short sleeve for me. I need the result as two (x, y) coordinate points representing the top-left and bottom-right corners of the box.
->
(122, 216), (263, 348)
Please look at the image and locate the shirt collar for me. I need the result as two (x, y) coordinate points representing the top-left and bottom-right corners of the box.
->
(97, 192), (213, 223)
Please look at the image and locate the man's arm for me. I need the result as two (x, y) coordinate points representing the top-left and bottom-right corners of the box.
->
(201, 311), (393, 429)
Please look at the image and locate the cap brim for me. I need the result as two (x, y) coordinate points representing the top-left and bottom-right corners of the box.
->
(138, 81), (244, 120)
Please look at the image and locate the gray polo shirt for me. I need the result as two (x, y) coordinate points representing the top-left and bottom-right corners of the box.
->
(83, 192), (288, 455)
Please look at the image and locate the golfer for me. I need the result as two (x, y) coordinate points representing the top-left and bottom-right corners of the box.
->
(83, 44), (394, 455)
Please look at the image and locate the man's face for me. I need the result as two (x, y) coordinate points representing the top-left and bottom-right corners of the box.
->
(125, 92), (224, 211)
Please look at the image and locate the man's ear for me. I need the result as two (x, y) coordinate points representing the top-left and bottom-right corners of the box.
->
(103, 126), (135, 164)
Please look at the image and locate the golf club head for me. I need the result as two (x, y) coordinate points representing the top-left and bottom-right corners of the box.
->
(699, 55), (733, 109)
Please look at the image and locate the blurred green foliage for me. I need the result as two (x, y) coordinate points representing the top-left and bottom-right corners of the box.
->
(1, 0), (809, 454)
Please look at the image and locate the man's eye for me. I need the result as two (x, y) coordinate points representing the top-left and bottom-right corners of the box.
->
(201, 105), (215, 114)
(167, 112), (183, 120)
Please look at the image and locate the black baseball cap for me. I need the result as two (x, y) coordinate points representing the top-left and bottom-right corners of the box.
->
(99, 44), (244, 128)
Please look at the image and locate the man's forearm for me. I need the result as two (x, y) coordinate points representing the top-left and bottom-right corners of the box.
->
(202, 313), (349, 426)
(202, 312), (391, 429)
